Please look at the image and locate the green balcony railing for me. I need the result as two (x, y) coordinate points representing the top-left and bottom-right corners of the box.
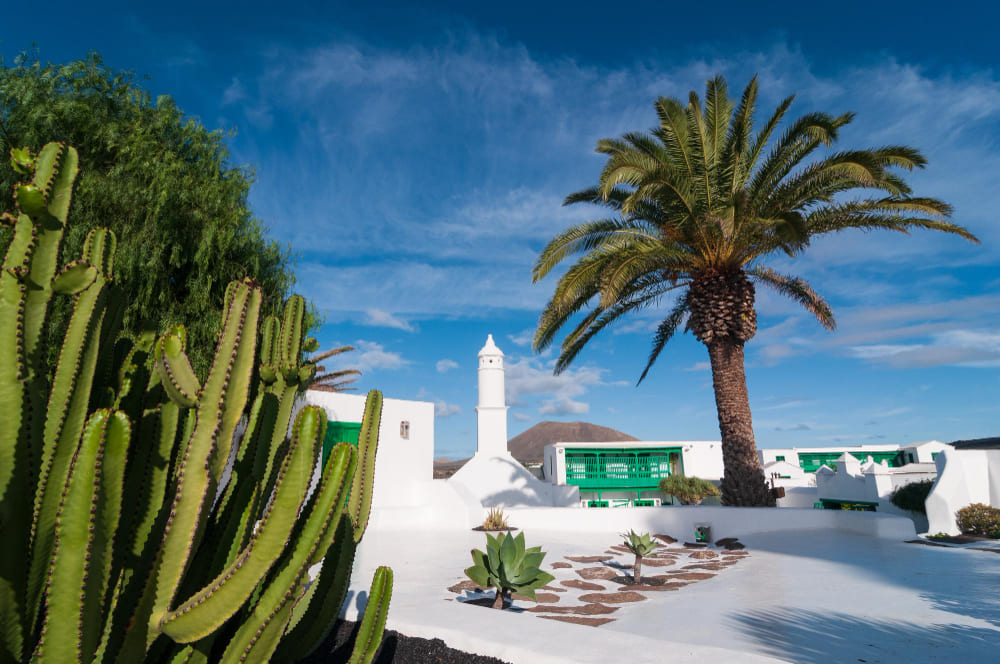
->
(798, 450), (904, 473)
(564, 447), (681, 495)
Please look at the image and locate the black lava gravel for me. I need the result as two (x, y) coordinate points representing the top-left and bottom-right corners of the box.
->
(300, 620), (513, 664)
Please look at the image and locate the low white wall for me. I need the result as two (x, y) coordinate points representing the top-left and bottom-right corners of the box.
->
(505, 505), (916, 541)
(776, 485), (818, 508)
(926, 448), (996, 535)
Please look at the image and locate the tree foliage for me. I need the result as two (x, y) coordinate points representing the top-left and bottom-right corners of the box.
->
(658, 475), (721, 505)
(0, 51), (313, 375)
(533, 74), (977, 505)
(890, 479), (934, 514)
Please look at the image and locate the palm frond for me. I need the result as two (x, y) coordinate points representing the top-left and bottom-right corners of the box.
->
(638, 294), (690, 384)
(748, 266), (835, 330)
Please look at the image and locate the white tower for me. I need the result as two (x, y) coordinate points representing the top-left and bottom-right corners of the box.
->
(476, 334), (509, 457)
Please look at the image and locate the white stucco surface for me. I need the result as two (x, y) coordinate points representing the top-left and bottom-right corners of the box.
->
(345, 517), (1000, 663)
(926, 447), (1000, 535)
(301, 390), (434, 510)
(448, 452), (580, 508)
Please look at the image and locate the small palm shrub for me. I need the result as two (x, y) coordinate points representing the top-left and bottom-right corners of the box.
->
(956, 503), (1000, 537)
(464, 532), (555, 609)
(659, 475), (721, 505)
(890, 479), (934, 514)
(621, 530), (660, 584)
(482, 506), (509, 530)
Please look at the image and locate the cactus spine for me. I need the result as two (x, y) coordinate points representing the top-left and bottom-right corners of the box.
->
(0, 143), (392, 663)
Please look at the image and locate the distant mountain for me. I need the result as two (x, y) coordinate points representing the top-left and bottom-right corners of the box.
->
(507, 420), (639, 464)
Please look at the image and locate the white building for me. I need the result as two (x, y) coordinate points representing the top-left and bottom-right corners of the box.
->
(814, 453), (938, 531)
(301, 390), (435, 512)
(541, 440), (723, 507)
(759, 441), (950, 474)
(448, 335), (579, 508)
(926, 438), (1000, 535)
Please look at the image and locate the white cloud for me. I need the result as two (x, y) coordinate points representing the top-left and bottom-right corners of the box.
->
(227, 30), (1000, 368)
(511, 411), (533, 421)
(436, 359), (459, 373)
(365, 309), (415, 332)
(682, 361), (710, 372)
(434, 401), (461, 417)
(848, 330), (1000, 368)
(351, 340), (408, 372)
(539, 397), (589, 415)
(507, 329), (534, 347)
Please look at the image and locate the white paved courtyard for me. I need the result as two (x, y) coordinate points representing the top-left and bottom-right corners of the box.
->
(346, 524), (1000, 663)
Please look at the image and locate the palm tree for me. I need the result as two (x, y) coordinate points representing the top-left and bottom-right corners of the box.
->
(532, 75), (978, 506)
(306, 345), (362, 392)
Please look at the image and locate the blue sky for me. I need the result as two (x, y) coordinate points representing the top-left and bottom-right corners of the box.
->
(4, 2), (999, 459)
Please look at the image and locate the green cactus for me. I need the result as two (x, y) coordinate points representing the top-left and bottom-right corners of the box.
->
(620, 530), (660, 584)
(465, 532), (555, 609)
(0, 142), (392, 663)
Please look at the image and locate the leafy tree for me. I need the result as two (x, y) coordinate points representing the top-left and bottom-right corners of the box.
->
(0, 52), (314, 375)
(890, 479), (934, 514)
(658, 475), (721, 505)
(533, 75), (977, 506)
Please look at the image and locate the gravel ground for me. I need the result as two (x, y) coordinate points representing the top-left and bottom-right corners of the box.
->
(301, 620), (512, 664)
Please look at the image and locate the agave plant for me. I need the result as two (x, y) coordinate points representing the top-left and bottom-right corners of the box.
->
(464, 532), (555, 609)
(621, 530), (660, 584)
(481, 506), (509, 531)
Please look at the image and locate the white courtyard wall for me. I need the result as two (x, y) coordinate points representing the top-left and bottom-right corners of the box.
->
(301, 390), (434, 510)
(504, 505), (916, 540)
(926, 448), (997, 535)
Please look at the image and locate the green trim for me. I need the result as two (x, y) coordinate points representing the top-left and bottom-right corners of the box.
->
(564, 446), (681, 492)
(322, 420), (362, 466)
(798, 450), (904, 473)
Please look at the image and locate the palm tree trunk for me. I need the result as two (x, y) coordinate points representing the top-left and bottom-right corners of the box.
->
(706, 339), (774, 507)
(492, 588), (505, 609)
(633, 554), (642, 584)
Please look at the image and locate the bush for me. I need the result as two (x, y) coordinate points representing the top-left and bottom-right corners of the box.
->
(891, 479), (935, 514)
(658, 475), (721, 505)
(956, 503), (1000, 537)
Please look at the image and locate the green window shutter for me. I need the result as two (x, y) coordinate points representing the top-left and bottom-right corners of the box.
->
(323, 420), (362, 466)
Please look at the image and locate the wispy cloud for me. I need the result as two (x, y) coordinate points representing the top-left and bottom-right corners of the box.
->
(350, 340), (408, 372)
(435, 359), (459, 373)
(507, 328), (534, 347)
(504, 355), (614, 417)
(365, 309), (415, 332)
(434, 401), (461, 417)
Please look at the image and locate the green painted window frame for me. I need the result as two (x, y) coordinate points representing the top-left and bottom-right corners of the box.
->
(322, 420), (362, 466)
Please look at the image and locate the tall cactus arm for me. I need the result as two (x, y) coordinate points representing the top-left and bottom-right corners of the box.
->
(154, 330), (201, 408)
(159, 406), (325, 643)
(22, 143), (78, 371)
(144, 279), (261, 644)
(100, 404), (178, 664)
(33, 409), (127, 663)
(28, 229), (115, 632)
(210, 284), (261, 489)
(277, 295), (304, 381)
(82, 411), (130, 661)
(275, 514), (358, 661)
(0, 212), (36, 664)
(347, 566), (393, 664)
(348, 390), (384, 541)
(217, 441), (358, 664)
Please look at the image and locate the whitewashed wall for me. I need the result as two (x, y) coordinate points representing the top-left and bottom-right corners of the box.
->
(926, 448), (1000, 535)
(505, 504), (916, 540)
(301, 390), (434, 510)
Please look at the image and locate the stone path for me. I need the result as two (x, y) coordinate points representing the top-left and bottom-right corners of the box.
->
(447, 534), (749, 627)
